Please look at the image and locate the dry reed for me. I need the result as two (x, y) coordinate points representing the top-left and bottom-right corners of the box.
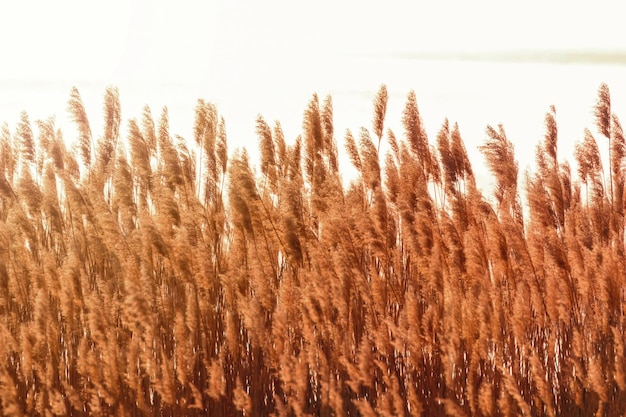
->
(0, 84), (624, 416)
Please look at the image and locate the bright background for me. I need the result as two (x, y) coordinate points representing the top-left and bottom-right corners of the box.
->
(3, 1), (625, 80)
(2, 0), (626, 188)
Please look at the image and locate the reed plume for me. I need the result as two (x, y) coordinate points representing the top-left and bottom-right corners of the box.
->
(67, 86), (93, 169)
(373, 84), (388, 143)
(16, 111), (35, 166)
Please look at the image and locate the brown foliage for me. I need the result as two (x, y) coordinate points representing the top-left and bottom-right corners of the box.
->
(0, 83), (625, 417)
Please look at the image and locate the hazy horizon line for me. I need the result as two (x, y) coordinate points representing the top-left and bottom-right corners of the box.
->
(385, 48), (626, 65)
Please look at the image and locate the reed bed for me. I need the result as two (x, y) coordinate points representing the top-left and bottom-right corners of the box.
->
(0, 84), (624, 416)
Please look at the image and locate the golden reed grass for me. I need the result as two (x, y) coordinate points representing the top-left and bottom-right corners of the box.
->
(0, 84), (624, 416)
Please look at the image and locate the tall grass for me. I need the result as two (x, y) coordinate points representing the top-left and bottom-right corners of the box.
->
(0, 83), (624, 416)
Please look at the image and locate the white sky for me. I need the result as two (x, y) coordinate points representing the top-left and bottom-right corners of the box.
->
(1, 0), (625, 82)
(1, 0), (626, 192)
